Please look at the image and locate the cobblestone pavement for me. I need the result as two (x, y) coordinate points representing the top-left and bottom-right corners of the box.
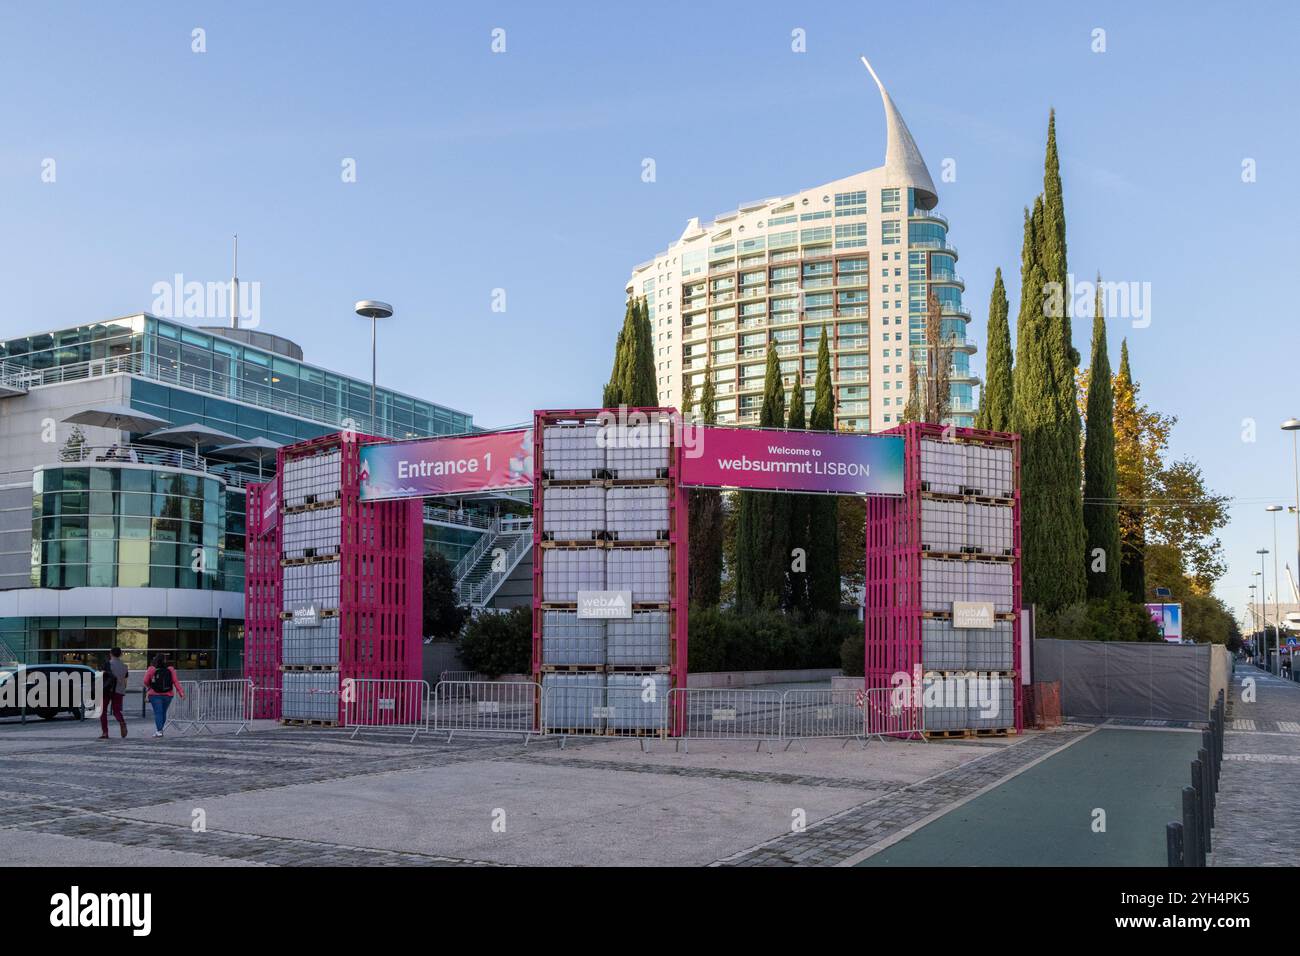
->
(0, 722), (1089, 866)
(713, 725), (1094, 866)
(1210, 666), (1300, 867)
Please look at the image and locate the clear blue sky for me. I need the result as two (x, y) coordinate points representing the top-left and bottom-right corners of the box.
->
(2, 1), (1297, 615)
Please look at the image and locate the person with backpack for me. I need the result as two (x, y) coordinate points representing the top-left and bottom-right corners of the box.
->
(142, 654), (184, 738)
(97, 646), (129, 739)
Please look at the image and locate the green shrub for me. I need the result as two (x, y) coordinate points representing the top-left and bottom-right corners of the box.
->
(688, 604), (859, 673)
(1041, 595), (1161, 643)
(458, 607), (531, 678)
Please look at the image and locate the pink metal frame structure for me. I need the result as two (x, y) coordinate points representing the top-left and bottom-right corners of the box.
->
(243, 431), (423, 721)
(244, 481), (281, 718)
(531, 408), (690, 734)
(865, 422), (1023, 732)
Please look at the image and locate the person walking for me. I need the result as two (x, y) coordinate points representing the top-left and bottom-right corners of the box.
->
(97, 646), (129, 739)
(143, 654), (184, 738)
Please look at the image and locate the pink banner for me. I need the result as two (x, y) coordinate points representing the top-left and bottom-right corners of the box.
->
(358, 430), (533, 500)
(680, 426), (904, 496)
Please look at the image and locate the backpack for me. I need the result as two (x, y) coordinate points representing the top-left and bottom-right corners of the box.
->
(150, 666), (173, 694)
(102, 671), (117, 696)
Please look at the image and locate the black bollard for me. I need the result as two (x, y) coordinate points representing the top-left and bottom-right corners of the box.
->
(1190, 760), (1205, 865)
(1198, 749), (1213, 851)
(1182, 786), (1201, 867)
(1167, 821), (1184, 867)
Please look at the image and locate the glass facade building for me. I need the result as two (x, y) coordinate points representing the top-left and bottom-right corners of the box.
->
(0, 312), (479, 673)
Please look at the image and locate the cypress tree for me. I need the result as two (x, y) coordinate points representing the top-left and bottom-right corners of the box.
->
(974, 268), (1013, 432)
(1114, 340), (1147, 602)
(688, 363), (723, 606)
(634, 297), (659, 406)
(602, 298), (637, 407)
(785, 375), (811, 612)
(807, 328), (841, 613)
(1013, 200), (1085, 611)
(757, 344), (791, 604)
(1082, 279), (1120, 598)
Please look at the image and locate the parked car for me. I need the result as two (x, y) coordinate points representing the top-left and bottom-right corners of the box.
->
(0, 664), (97, 721)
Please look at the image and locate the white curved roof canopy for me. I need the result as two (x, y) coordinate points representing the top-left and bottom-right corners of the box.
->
(861, 56), (938, 210)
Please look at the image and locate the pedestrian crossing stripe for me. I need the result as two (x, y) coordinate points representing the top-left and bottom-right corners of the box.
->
(1279, 721), (1300, 733)
(1232, 719), (1256, 731)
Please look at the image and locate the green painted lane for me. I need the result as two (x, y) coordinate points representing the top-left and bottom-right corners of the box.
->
(859, 728), (1204, 866)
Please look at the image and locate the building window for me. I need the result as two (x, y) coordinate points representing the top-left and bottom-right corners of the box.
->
(881, 188), (901, 213)
(882, 221), (901, 245)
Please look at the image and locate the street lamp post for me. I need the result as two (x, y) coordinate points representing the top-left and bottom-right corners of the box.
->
(355, 300), (394, 434)
(1267, 505), (1284, 676)
(1284, 418), (1300, 596)
(1249, 582), (1259, 662)
(1258, 548), (1271, 674)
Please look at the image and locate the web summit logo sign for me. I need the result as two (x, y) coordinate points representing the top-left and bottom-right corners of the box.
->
(577, 590), (632, 619)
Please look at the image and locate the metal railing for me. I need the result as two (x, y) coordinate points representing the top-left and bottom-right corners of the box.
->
(344, 678), (430, 741)
(669, 688), (784, 751)
(162, 682), (201, 733)
(455, 518), (533, 607)
(162, 679), (253, 734)
(55, 443), (258, 488)
(424, 504), (495, 530)
(1166, 690), (1225, 867)
(432, 679), (540, 741)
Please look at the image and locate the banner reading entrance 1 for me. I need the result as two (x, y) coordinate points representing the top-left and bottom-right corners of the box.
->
(680, 426), (904, 496)
(359, 429), (533, 501)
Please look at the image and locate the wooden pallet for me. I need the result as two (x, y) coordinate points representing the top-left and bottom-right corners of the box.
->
(283, 496), (343, 514)
(539, 475), (608, 486)
(605, 537), (671, 548)
(278, 609), (340, 621)
(539, 602), (579, 611)
(971, 727), (1018, 737)
(539, 663), (605, 673)
(606, 664), (671, 673)
(539, 537), (605, 548)
(922, 728), (969, 739)
(606, 476), (671, 487)
(280, 718), (339, 728)
(632, 602), (671, 611)
(280, 553), (341, 567)
(279, 663), (340, 673)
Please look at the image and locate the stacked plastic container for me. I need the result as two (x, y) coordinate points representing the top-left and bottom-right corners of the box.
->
(279, 446), (344, 722)
(865, 423), (1022, 737)
(532, 409), (686, 736)
(244, 431), (424, 726)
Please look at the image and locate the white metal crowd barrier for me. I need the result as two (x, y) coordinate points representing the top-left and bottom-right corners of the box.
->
(344, 678), (430, 741)
(431, 680), (541, 741)
(162, 681), (201, 733)
(540, 679), (670, 750)
(668, 688), (784, 752)
(195, 679), (254, 735)
(778, 688), (868, 749)
(862, 686), (924, 742)
(164, 679), (253, 735)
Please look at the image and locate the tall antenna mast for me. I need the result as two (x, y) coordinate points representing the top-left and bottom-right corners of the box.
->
(231, 234), (240, 330)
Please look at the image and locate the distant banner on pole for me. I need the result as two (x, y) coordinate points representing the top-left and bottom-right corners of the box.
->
(359, 430), (533, 501)
(680, 426), (904, 496)
(1145, 603), (1183, 642)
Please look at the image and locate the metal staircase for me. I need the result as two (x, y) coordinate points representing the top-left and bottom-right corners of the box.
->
(452, 516), (533, 608)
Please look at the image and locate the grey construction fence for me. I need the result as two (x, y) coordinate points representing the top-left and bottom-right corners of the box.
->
(1034, 639), (1231, 723)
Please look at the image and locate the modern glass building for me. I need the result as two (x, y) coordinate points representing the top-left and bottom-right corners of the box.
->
(627, 60), (978, 431)
(0, 312), (489, 674)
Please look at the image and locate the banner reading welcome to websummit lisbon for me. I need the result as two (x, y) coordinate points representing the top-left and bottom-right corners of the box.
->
(680, 426), (904, 496)
(358, 429), (533, 501)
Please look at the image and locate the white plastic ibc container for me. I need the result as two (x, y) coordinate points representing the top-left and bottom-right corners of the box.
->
(606, 673), (668, 731)
(606, 610), (671, 666)
(540, 611), (605, 666)
(920, 558), (966, 612)
(966, 444), (1014, 498)
(542, 424), (605, 480)
(922, 618), (966, 672)
(966, 676), (1015, 730)
(281, 560), (341, 612)
(966, 561), (1014, 613)
(920, 439), (964, 495)
(966, 502), (1013, 554)
(282, 618), (341, 667)
(541, 486), (605, 541)
(605, 485), (670, 541)
(541, 548), (605, 602)
(606, 547), (671, 603)
(605, 420), (671, 480)
(964, 620), (1015, 671)
(921, 676), (966, 731)
(541, 673), (604, 732)
(920, 499), (965, 553)
(281, 671), (339, 721)
(282, 507), (341, 558)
